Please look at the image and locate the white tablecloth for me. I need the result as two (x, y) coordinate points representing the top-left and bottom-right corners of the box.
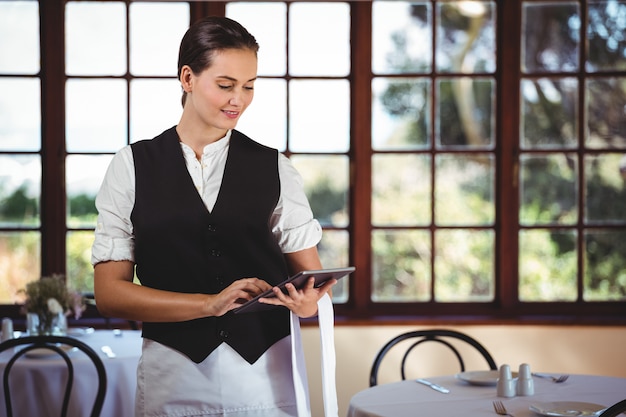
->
(348, 373), (626, 417)
(0, 329), (142, 417)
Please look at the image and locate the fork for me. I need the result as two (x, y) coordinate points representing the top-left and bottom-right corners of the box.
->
(532, 373), (569, 383)
(493, 400), (514, 417)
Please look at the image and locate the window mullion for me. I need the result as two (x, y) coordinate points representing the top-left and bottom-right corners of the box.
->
(348, 1), (373, 314)
(496, 0), (522, 309)
(40, 0), (67, 276)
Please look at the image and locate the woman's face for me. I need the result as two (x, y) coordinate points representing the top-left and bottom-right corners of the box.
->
(182, 48), (257, 133)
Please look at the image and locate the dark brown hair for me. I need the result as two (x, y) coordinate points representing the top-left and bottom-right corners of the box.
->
(178, 16), (259, 107)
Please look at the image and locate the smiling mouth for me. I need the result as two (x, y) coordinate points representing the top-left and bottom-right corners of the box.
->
(223, 110), (239, 117)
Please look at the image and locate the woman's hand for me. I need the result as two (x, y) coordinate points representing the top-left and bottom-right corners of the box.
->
(257, 276), (337, 318)
(208, 278), (273, 317)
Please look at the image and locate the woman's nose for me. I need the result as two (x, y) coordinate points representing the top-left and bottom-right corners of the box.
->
(228, 90), (243, 106)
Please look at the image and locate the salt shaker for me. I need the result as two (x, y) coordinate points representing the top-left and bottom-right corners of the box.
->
(517, 363), (535, 396)
(497, 364), (516, 397)
(1, 317), (14, 342)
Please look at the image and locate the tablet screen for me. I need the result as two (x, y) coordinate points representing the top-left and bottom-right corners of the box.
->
(232, 266), (355, 314)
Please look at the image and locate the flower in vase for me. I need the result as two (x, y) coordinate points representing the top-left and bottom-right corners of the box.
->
(18, 274), (86, 334)
(47, 298), (64, 315)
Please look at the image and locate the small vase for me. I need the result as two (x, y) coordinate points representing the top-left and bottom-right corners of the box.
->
(27, 312), (67, 336)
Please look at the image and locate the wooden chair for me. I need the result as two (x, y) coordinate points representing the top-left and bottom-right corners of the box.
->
(0, 335), (107, 417)
(369, 328), (497, 386)
(598, 399), (626, 417)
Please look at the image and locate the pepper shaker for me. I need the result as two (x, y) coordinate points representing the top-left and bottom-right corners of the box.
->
(517, 363), (535, 396)
(497, 364), (516, 397)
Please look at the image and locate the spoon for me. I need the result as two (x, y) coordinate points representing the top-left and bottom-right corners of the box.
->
(101, 345), (116, 359)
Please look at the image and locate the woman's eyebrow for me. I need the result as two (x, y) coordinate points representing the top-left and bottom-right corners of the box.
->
(217, 75), (258, 83)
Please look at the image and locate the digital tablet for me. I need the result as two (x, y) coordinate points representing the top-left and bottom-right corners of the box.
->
(232, 266), (355, 314)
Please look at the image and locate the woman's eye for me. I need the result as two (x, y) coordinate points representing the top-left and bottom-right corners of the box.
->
(244, 86), (254, 91)
(218, 84), (233, 90)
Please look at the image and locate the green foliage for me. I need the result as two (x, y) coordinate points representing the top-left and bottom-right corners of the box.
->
(0, 185), (39, 223)
(307, 178), (346, 227)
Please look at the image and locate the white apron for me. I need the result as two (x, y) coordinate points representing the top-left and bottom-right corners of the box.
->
(135, 295), (337, 417)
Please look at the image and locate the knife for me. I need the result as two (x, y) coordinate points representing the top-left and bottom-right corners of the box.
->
(415, 379), (450, 394)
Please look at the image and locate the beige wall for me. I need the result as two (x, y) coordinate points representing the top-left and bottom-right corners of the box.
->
(301, 325), (626, 417)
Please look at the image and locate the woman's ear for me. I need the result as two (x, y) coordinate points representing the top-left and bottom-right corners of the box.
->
(180, 66), (193, 93)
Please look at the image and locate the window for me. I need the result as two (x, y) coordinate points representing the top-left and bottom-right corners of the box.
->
(0, 0), (623, 324)
(518, 1), (626, 303)
(0, 0), (41, 303)
(64, 1), (189, 291)
(227, 2), (352, 301)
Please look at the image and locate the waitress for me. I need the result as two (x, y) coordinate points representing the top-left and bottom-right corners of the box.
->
(91, 16), (335, 417)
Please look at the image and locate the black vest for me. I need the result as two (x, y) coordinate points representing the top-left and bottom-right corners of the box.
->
(130, 127), (290, 364)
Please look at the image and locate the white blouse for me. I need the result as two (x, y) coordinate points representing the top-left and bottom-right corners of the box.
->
(92, 129), (322, 266)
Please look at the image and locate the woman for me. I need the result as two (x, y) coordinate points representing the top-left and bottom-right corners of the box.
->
(91, 16), (335, 416)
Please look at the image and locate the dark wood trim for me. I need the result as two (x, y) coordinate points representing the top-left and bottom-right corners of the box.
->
(497, 0), (522, 308)
(190, 1), (225, 21)
(349, 1), (373, 312)
(40, 0), (67, 276)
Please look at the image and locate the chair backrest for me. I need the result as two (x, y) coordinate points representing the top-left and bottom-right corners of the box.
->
(369, 328), (497, 386)
(0, 335), (107, 417)
(598, 399), (626, 417)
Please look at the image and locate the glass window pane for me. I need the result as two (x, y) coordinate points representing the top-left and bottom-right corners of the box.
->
(318, 230), (350, 303)
(66, 79), (127, 152)
(0, 231), (41, 303)
(289, 2), (350, 77)
(65, 1), (127, 76)
(436, 1), (496, 73)
(236, 79), (287, 151)
(586, 77), (626, 149)
(519, 229), (577, 302)
(129, 2), (189, 76)
(0, 78), (40, 151)
(372, 229), (431, 302)
(584, 229), (626, 301)
(372, 1), (431, 74)
(585, 153), (626, 224)
(436, 77), (495, 149)
(67, 231), (96, 293)
(521, 2), (580, 73)
(520, 78), (578, 149)
(289, 80), (350, 152)
(434, 229), (494, 302)
(0, 1), (39, 74)
(435, 154), (494, 226)
(586, 1), (626, 72)
(227, 2), (287, 77)
(520, 153), (578, 226)
(290, 155), (349, 228)
(372, 77), (431, 151)
(66, 155), (113, 228)
(0, 155), (40, 227)
(372, 154), (431, 226)
(130, 79), (182, 143)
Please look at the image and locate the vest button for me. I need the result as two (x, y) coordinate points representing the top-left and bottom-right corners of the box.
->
(207, 224), (216, 232)
(219, 330), (229, 339)
(211, 249), (221, 257)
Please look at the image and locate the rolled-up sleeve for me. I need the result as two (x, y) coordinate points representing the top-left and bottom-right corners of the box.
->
(271, 154), (323, 253)
(91, 146), (136, 266)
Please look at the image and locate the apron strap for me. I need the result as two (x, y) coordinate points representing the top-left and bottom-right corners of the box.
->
(290, 293), (338, 417)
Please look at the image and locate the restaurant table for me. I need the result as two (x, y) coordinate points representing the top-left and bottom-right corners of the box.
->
(0, 329), (142, 417)
(347, 373), (626, 417)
